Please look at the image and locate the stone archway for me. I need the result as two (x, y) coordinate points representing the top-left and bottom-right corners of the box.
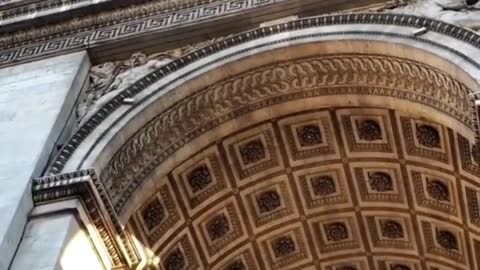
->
(38, 14), (480, 269)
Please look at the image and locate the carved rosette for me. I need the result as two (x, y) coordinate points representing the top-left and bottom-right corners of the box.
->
(311, 175), (336, 196)
(272, 236), (296, 257)
(381, 220), (404, 239)
(239, 139), (265, 165)
(436, 230), (458, 250)
(256, 190), (281, 213)
(416, 124), (441, 148)
(164, 248), (186, 270)
(324, 222), (349, 242)
(141, 198), (165, 231)
(426, 179), (449, 201)
(368, 172), (393, 192)
(187, 165), (212, 193)
(357, 119), (382, 141)
(297, 124), (323, 146)
(206, 214), (230, 241)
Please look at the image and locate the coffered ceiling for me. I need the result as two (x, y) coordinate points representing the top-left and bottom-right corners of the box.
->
(126, 106), (480, 270)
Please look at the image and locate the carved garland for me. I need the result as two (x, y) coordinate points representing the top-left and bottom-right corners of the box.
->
(95, 54), (473, 213)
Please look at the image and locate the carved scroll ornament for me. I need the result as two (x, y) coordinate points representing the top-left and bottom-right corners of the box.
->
(98, 54), (473, 213)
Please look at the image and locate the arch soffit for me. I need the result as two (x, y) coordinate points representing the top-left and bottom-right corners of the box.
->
(50, 14), (480, 221)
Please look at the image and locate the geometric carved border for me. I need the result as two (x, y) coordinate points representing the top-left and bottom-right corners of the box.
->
(462, 180), (480, 233)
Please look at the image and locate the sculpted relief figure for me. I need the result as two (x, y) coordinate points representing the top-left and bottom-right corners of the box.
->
(393, 0), (480, 30)
(76, 36), (231, 125)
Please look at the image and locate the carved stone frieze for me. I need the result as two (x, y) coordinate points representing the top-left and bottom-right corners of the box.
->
(94, 54), (473, 213)
(78, 37), (228, 124)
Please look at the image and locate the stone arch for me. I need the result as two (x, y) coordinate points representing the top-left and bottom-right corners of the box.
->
(42, 13), (480, 268)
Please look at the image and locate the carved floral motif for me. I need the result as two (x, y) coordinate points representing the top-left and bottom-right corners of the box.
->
(272, 236), (296, 257)
(187, 165), (212, 193)
(97, 55), (473, 212)
(381, 220), (404, 239)
(357, 119), (382, 141)
(311, 175), (336, 196)
(416, 124), (441, 148)
(206, 214), (230, 241)
(368, 172), (393, 192)
(436, 230), (458, 250)
(296, 124), (322, 146)
(164, 248), (186, 270)
(239, 139), (265, 165)
(426, 179), (449, 201)
(141, 198), (164, 231)
(256, 190), (281, 213)
(324, 222), (349, 242)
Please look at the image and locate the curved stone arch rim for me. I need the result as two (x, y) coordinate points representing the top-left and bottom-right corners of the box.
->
(76, 32), (478, 174)
(48, 13), (480, 175)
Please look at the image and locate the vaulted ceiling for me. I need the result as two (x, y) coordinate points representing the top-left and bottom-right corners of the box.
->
(126, 105), (480, 269)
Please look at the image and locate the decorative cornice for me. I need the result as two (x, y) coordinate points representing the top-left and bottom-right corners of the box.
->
(0, 0), (396, 67)
(32, 169), (141, 269)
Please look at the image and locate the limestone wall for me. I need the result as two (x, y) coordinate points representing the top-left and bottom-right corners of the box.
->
(0, 52), (90, 269)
